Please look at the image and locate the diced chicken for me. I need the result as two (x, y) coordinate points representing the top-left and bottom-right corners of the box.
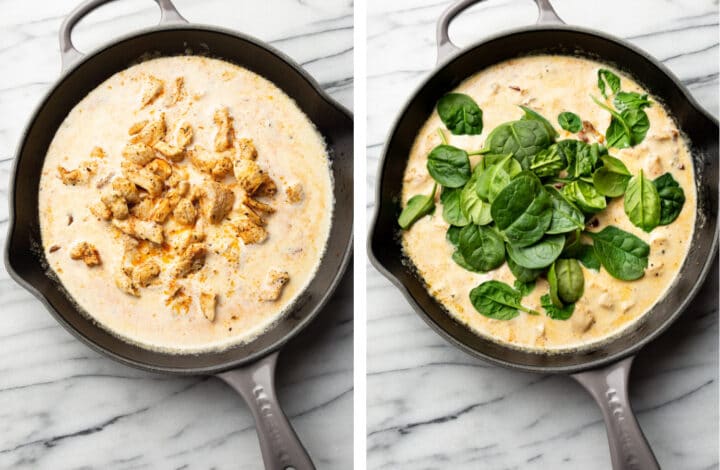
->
(112, 217), (164, 244)
(213, 107), (233, 152)
(131, 113), (166, 146)
(173, 199), (197, 225)
(124, 160), (169, 197)
(238, 204), (265, 226)
(244, 195), (275, 214)
(166, 76), (186, 106)
(176, 121), (193, 149)
(620, 300), (636, 313)
(259, 270), (289, 301)
(234, 216), (267, 245)
(131, 198), (154, 220)
(90, 146), (106, 159)
(571, 309), (595, 334)
(285, 182), (303, 203)
(154, 141), (183, 160)
(233, 159), (266, 194)
(200, 292), (217, 321)
(197, 181), (235, 224)
(597, 292), (614, 309)
(122, 143), (155, 166)
(140, 75), (164, 107)
(150, 198), (173, 223)
(236, 138), (257, 161)
(257, 178), (277, 197)
(128, 120), (148, 135)
(112, 177), (140, 204)
(172, 243), (206, 278)
(578, 120), (604, 144)
(188, 146), (233, 180)
(115, 270), (139, 296)
(70, 242), (101, 266)
(89, 201), (112, 220)
(100, 190), (129, 220)
(170, 225), (205, 253)
(165, 171), (189, 190)
(645, 155), (664, 178)
(57, 160), (98, 186)
(131, 260), (160, 287)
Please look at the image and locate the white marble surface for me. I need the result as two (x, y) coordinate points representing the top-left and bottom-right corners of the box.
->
(0, 0), (352, 468)
(367, 1), (718, 468)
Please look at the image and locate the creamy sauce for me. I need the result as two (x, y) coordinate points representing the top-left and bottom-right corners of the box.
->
(401, 55), (695, 352)
(39, 56), (333, 353)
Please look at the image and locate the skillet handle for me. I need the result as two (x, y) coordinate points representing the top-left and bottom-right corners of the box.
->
(571, 356), (660, 470)
(436, 0), (564, 64)
(58, 0), (187, 72)
(217, 352), (316, 470)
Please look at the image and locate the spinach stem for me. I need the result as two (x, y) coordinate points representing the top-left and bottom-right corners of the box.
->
(468, 148), (490, 155)
(437, 128), (448, 145)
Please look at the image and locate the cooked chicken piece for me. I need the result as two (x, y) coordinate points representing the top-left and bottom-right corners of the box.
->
(234, 217), (267, 244)
(197, 181), (235, 223)
(200, 292), (217, 322)
(140, 75), (164, 107)
(100, 192), (129, 220)
(645, 155), (664, 178)
(236, 138), (257, 161)
(150, 199), (173, 223)
(154, 141), (183, 160)
(577, 120), (604, 143)
(170, 225), (205, 253)
(57, 160), (98, 186)
(131, 113), (166, 146)
(172, 243), (206, 278)
(165, 170), (189, 190)
(122, 143), (155, 166)
(89, 201), (112, 220)
(173, 199), (197, 225)
(176, 121), (193, 149)
(146, 158), (172, 180)
(90, 146), (106, 159)
(238, 204), (265, 226)
(244, 195), (275, 214)
(128, 120), (148, 135)
(213, 107), (233, 151)
(124, 162), (167, 197)
(233, 159), (266, 194)
(111, 177), (140, 204)
(188, 146), (233, 180)
(70, 242), (101, 266)
(112, 218), (164, 244)
(571, 309), (595, 334)
(166, 76), (186, 106)
(115, 270), (139, 297)
(257, 177), (277, 197)
(285, 182), (303, 203)
(132, 260), (160, 287)
(597, 292), (614, 309)
(131, 198), (154, 220)
(259, 270), (289, 301)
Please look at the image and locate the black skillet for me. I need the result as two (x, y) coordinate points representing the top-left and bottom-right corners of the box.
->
(368, 0), (718, 468)
(4, 1), (353, 468)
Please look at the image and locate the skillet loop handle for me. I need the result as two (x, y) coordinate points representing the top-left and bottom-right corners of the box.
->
(436, 0), (565, 64)
(571, 357), (660, 470)
(218, 352), (316, 470)
(58, 0), (187, 72)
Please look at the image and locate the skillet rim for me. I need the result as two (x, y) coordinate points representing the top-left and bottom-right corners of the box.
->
(4, 22), (354, 375)
(367, 23), (719, 374)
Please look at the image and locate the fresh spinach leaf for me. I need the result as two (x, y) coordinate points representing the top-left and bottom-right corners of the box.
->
(654, 173), (685, 225)
(460, 182), (492, 225)
(597, 69), (621, 98)
(441, 187), (470, 226)
(613, 91), (651, 112)
(530, 144), (566, 178)
(552, 259), (584, 304)
(469, 280), (538, 320)
(562, 180), (607, 213)
(437, 93), (483, 135)
(545, 186), (585, 234)
(483, 120), (552, 169)
(588, 226), (649, 280)
(571, 141), (602, 178)
(541, 294), (575, 320)
(547, 261), (563, 306)
(514, 279), (536, 297)
(426, 145), (471, 188)
(558, 112), (582, 133)
(624, 169), (661, 232)
(561, 237), (600, 271)
(452, 250), (479, 272)
(491, 172), (553, 247)
(398, 184), (436, 229)
(446, 225), (462, 246)
(506, 234), (565, 269)
(592, 155), (631, 197)
(520, 105), (559, 139)
(507, 256), (544, 283)
(458, 224), (505, 272)
(477, 154), (522, 202)
(592, 96), (649, 148)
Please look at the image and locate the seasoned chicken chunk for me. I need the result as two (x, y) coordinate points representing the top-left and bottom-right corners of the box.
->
(188, 146), (233, 180)
(285, 182), (304, 203)
(259, 270), (289, 301)
(197, 181), (235, 224)
(244, 195), (275, 214)
(172, 243), (206, 278)
(89, 201), (112, 220)
(154, 141), (183, 159)
(90, 146), (106, 159)
(200, 292), (217, 321)
(132, 260), (160, 287)
(233, 159), (266, 194)
(122, 143), (155, 166)
(140, 75), (164, 107)
(100, 191), (129, 220)
(115, 270), (139, 296)
(112, 177), (140, 203)
(173, 199), (197, 225)
(57, 160), (98, 186)
(112, 217), (164, 244)
(131, 113), (166, 146)
(236, 138), (257, 161)
(70, 242), (101, 266)
(128, 120), (148, 135)
(176, 121), (193, 149)
(234, 216), (267, 244)
(166, 76), (186, 106)
(213, 107), (233, 152)
(150, 198), (173, 223)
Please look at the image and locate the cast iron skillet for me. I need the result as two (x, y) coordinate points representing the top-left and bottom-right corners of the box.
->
(4, 1), (353, 469)
(368, 0), (718, 468)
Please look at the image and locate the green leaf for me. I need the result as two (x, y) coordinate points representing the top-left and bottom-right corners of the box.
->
(553, 259), (584, 304)
(624, 169), (661, 232)
(458, 224), (506, 272)
(558, 112), (582, 133)
(483, 120), (552, 169)
(597, 69), (621, 98)
(446, 225), (462, 246)
(530, 144), (567, 178)
(514, 279), (536, 297)
(614, 91), (651, 112)
(398, 184), (436, 229)
(541, 294), (575, 320)
(520, 105), (559, 139)
(460, 183), (492, 225)
(506, 234), (565, 269)
(547, 261), (563, 306)
(592, 155), (631, 197)
(440, 187), (470, 226)
(491, 172), (553, 247)
(545, 186), (585, 234)
(561, 237), (600, 271)
(437, 93), (483, 135)
(469, 280), (538, 320)
(477, 154), (521, 202)
(452, 250), (479, 272)
(562, 180), (607, 214)
(426, 145), (471, 188)
(507, 256), (544, 283)
(588, 226), (649, 280)
(654, 173), (685, 225)
(592, 96), (649, 148)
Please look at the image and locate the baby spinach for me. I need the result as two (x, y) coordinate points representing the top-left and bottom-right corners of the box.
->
(437, 93), (483, 135)
(446, 225), (461, 246)
(460, 182), (492, 225)
(541, 294), (575, 320)
(561, 236), (600, 271)
(506, 234), (565, 269)
(570, 141), (602, 178)
(552, 259), (584, 304)
(483, 120), (551, 169)
(398, 184), (436, 229)
(588, 226), (649, 280)
(458, 224), (505, 272)
(558, 112), (582, 133)
(441, 187), (470, 226)
(562, 180), (607, 213)
(477, 154), (521, 202)
(514, 279), (536, 297)
(597, 69), (621, 98)
(654, 173), (685, 225)
(491, 172), (553, 247)
(545, 187), (585, 234)
(507, 257), (543, 283)
(624, 169), (660, 232)
(520, 105), (558, 139)
(547, 261), (563, 306)
(530, 144), (566, 178)
(592, 155), (631, 197)
(452, 250), (479, 272)
(426, 144), (471, 188)
(592, 96), (649, 148)
(614, 91), (651, 112)
(469, 280), (538, 320)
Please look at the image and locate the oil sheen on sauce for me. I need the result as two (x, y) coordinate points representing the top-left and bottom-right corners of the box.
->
(401, 55), (695, 353)
(39, 56), (333, 353)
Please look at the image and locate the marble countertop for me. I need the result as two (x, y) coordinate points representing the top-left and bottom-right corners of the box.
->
(0, 1), (352, 468)
(367, 1), (718, 469)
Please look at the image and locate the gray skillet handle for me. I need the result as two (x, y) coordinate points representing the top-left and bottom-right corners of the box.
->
(59, 0), (187, 72)
(571, 356), (660, 470)
(436, 0), (564, 64)
(218, 352), (315, 470)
